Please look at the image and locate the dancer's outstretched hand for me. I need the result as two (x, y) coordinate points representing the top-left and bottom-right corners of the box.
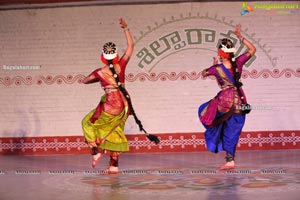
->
(119, 18), (128, 29)
(234, 24), (242, 39)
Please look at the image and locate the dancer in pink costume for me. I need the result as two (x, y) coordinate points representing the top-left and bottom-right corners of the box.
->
(82, 18), (133, 174)
(198, 25), (256, 170)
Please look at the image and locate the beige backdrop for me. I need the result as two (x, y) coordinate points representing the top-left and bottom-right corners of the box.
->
(0, 1), (299, 137)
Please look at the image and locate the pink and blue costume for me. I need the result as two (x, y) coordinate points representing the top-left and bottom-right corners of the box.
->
(198, 53), (250, 157)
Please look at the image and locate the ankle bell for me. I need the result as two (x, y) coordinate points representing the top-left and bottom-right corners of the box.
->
(225, 155), (235, 162)
(90, 147), (99, 155)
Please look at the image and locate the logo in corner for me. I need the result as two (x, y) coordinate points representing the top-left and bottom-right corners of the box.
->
(240, 2), (254, 16)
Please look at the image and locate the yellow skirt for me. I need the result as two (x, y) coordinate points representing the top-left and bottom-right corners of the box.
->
(82, 108), (129, 152)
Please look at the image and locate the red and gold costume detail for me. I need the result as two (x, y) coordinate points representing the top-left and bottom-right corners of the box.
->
(82, 53), (130, 173)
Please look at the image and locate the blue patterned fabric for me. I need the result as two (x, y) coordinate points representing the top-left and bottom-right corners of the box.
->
(198, 101), (246, 156)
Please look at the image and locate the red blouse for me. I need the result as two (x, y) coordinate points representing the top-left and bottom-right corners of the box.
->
(92, 55), (128, 88)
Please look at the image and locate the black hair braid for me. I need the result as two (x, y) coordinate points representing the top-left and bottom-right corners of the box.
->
(229, 53), (243, 88)
(107, 61), (160, 144)
(229, 52), (251, 114)
(107, 62), (142, 128)
(219, 38), (241, 86)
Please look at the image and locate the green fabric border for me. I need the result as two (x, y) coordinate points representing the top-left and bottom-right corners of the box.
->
(98, 140), (129, 152)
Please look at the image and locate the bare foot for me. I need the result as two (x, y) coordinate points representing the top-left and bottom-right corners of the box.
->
(219, 161), (235, 170)
(92, 153), (102, 168)
(105, 166), (119, 174)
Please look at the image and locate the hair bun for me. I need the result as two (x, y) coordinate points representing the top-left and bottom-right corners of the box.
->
(102, 42), (118, 60)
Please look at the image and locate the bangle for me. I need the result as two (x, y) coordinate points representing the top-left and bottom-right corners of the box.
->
(123, 27), (129, 31)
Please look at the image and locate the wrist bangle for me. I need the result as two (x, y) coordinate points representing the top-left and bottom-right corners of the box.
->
(123, 27), (129, 31)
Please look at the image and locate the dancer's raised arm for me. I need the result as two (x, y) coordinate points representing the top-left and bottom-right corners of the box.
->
(119, 18), (134, 61)
(234, 24), (256, 57)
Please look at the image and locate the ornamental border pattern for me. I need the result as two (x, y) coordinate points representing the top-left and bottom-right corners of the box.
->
(0, 68), (299, 86)
(0, 131), (299, 155)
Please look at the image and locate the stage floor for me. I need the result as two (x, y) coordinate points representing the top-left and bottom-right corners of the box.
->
(0, 150), (299, 200)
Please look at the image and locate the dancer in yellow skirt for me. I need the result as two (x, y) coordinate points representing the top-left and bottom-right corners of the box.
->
(82, 18), (133, 174)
